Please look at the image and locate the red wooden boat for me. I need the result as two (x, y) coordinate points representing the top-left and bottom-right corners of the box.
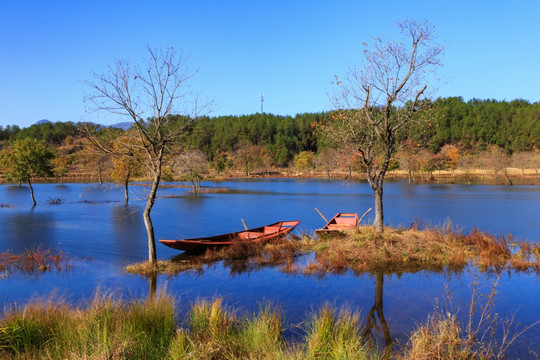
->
(159, 220), (301, 252)
(315, 213), (359, 235)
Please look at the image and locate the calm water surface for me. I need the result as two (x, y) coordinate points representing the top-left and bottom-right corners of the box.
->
(1, 179), (539, 355)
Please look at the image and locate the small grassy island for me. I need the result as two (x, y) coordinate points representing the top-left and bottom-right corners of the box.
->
(125, 225), (540, 277)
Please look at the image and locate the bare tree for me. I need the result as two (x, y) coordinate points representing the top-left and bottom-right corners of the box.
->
(317, 148), (340, 178)
(233, 140), (264, 176)
(327, 19), (444, 232)
(81, 144), (111, 184)
(483, 145), (512, 184)
(84, 46), (211, 263)
(397, 140), (421, 184)
(177, 150), (209, 191)
(511, 151), (531, 176)
(531, 150), (540, 180)
(458, 153), (476, 185)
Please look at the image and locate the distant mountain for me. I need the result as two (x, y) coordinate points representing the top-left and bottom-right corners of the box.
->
(35, 119), (53, 125)
(109, 122), (133, 131)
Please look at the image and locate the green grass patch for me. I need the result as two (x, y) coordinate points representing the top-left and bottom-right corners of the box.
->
(0, 292), (535, 359)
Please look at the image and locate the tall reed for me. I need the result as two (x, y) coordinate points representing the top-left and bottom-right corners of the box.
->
(1, 293), (535, 359)
(0, 293), (176, 359)
(303, 305), (371, 360)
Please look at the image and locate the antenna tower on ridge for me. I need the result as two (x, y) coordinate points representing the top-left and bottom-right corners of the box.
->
(260, 93), (264, 113)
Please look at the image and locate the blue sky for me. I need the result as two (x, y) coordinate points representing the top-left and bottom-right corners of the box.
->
(1, 0), (539, 127)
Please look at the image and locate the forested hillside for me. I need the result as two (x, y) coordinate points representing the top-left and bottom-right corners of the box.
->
(184, 112), (325, 165)
(2, 97), (538, 155)
(429, 97), (540, 152)
(1, 97), (539, 182)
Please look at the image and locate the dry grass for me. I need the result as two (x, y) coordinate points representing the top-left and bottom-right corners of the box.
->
(1, 291), (535, 359)
(125, 259), (198, 277)
(401, 313), (476, 360)
(302, 225), (539, 276)
(0, 248), (72, 276)
(126, 236), (310, 277)
(127, 224), (539, 278)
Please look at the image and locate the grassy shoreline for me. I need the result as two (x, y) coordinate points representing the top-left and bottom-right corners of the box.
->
(1, 166), (539, 186)
(2, 228), (539, 358)
(1, 292), (532, 359)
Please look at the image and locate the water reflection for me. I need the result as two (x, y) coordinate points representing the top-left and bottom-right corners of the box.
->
(362, 272), (392, 355)
(148, 273), (157, 301)
(112, 204), (146, 261)
(1, 180), (540, 357)
(1, 210), (56, 252)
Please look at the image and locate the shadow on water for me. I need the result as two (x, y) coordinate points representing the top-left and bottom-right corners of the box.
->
(0, 210), (56, 252)
(111, 204), (146, 260)
(5, 185), (28, 191)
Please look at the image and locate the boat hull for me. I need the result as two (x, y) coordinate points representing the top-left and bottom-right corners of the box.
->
(315, 213), (359, 235)
(159, 220), (301, 252)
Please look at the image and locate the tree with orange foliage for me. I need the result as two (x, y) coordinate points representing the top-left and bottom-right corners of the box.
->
(439, 144), (460, 177)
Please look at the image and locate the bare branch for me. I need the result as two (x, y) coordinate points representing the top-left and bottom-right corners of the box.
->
(326, 18), (444, 232)
(83, 46), (212, 263)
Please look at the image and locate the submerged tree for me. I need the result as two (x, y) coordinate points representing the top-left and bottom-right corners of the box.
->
(0, 138), (55, 205)
(294, 151), (316, 171)
(110, 133), (143, 202)
(326, 19), (444, 232)
(177, 150), (209, 191)
(53, 154), (71, 184)
(317, 148), (340, 178)
(85, 46), (211, 263)
(233, 140), (264, 176)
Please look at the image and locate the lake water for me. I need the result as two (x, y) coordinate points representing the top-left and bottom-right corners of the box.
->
(1, 179), (539, 356)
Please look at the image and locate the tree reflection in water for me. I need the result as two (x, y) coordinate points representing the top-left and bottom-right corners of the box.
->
(362, 271), (392, 356)
(148, 272), (157, 301)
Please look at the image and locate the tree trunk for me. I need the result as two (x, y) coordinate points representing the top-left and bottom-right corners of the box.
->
(144, 171), (161, 263)
(124, 178), (129, 202)
(373, 186), (384, 232)
(98, 162), (103, 184)
(28, 176), (36, 206)
(504, 168), (513, 186)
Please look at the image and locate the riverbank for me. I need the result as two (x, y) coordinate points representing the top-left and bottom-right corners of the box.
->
(0, 291), (528, 359)
(1, 166), (539, 186)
